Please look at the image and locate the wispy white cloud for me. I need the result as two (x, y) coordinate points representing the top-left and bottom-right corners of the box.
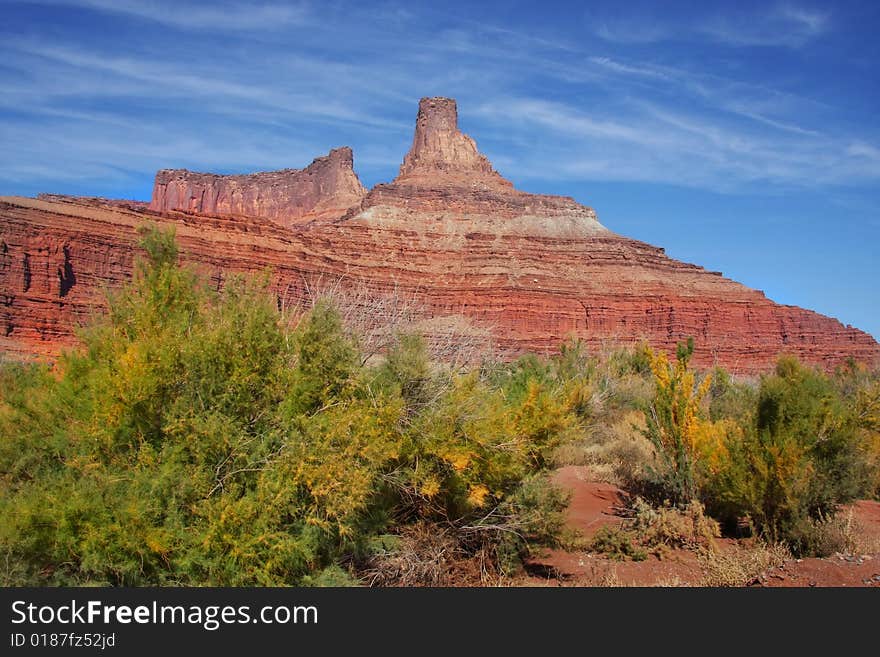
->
(779, 3), (829, 33)
(700, 4), (830, 48)
(586, 53), (827, 140)
(465, 22), (579, 54)
(847, 141), (880, 162)
(588, 56), (672, 81)
(592, 20), (671, 45)
(475, 95), (879, 193)
(0, 0), (876, 199)
(593, 3), (830, 49)
(5, 40), (410, 132)
(12, 0), (309, 32)
(0, 105), (329, 185)
(477, 98), (669, 148)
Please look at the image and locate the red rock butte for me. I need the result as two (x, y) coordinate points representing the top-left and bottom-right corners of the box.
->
(150, 146), (366, 228)
(1, 96), (878, 372)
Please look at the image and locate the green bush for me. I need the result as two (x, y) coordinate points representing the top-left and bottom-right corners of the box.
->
(3, 226), (877, 581)
(490, 474), (570, 574)
(0, 227), (577, 585)
(588, 526), (648, 562)
(708, 367), (757, 424)
(704, 356), (876, 553)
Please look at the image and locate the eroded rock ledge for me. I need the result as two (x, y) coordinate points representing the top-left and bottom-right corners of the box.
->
(149, 147), (366, 228)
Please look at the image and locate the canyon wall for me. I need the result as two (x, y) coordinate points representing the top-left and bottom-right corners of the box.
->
(2, 97), (878, 372)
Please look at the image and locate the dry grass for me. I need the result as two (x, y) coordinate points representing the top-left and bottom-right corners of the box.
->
(553, 410), (656, 488)
(699, 542), (791, 587)
(852, 523), (880, 554)
(590, 565), (623, 587)
(361, 523), (502, 587)
(574, 562), (691, 588)
(802, 509), (880, 556)
(284, 275), (495, 370)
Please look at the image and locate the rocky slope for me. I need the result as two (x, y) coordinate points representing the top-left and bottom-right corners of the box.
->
(149, 146), (366, 228)
(1, 97), (878, 372)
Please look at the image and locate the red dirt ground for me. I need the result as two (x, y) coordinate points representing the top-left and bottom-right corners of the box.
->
(551, 466), (627, 540)
(752, 500), (880, 588)
(522, 466), (880, 587)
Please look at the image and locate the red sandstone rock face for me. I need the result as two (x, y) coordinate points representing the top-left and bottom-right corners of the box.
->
(350, 97), (608, 239)
(397, 97), (510, 188)
(1, 96), (878, 372)
(2, 195), (877, 372)
(149, 147), (366, 228)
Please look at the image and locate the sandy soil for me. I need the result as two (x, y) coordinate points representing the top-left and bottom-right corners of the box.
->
(752, 500), (880, 588)
(522, 467), (880, 587)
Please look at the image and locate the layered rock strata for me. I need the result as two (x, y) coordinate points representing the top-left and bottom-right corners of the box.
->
(2, 97), (878, 372)
(2, 194), (877, 372)
(149, 147), (366, 228)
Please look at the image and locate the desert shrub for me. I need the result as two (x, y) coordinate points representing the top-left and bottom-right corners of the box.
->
(362, 474), (569, 584)
(588, 526), (648, 562)
(360, 523), (475, 586)
(551, 338), (596, 383)
(589, 344), (653, 419)
(708, 367), (758, 424)
(704, 356), (875, 553)
(488, 474), (571, 574)
(0, 227), (577, 585)
(488, 353), (553, 402)
(835, 362), (880, 498)
(640, 339), (717, 506)
(606, 342), (652, 378)
(545, 339), (654, 483)
(1, 228), (335, 585)
(391, 368), (576, 530)
(627, 497), (719, 555)
(602, 373), (653, 417)
(285, 298), (359, 415)
(759, 357), (869, 506)
(632, 348), (876, 555)
(790, 510), (864, 557)
(552, 410), (655, 488)
(704, 424), (812, 545)
(700, 541), (790, 587)
(588, 496), (719, 562)
(372, 333), (434, 413)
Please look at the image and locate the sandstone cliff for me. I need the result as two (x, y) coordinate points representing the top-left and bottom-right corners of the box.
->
(397, 96), (511, 186)
(149, 146), (366, 228)
(351, 97), (608, 239)
(2, 97), (878, 372)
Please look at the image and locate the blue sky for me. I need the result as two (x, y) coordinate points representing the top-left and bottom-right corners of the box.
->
(2, 0), (878, 339)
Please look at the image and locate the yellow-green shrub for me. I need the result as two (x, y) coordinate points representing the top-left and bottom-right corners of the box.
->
(705, 357), (876, 553)
(0, 227), (575, 585)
